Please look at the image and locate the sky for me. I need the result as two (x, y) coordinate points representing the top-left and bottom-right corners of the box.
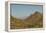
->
(10, 4), (43, 19)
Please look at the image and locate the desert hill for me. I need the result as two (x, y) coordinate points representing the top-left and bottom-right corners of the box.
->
(10, 12), (43, 29)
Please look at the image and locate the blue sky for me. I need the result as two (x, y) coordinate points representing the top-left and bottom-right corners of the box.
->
(10, 4), (43, 19)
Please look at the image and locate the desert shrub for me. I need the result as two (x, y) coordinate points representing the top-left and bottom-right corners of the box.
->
(27, 25), (35, 28)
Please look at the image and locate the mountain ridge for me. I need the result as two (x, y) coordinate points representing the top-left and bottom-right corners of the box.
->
(10, 11), (43, 29)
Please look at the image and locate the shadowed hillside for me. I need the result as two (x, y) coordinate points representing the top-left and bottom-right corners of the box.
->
(10, 12), (43, 29)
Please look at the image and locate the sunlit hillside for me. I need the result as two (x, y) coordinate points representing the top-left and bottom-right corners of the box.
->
(10, 12), (43, 29)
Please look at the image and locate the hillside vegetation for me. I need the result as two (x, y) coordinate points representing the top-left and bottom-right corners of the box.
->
(10, 12), (43, 29)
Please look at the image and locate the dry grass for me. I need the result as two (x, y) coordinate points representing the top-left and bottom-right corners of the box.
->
(10, 12), (43, 29)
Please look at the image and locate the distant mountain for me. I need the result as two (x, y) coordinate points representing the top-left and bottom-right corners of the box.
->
(10, 11), (43, 29)
(25, 12), (42, 21)
(24, 11), (43, 28)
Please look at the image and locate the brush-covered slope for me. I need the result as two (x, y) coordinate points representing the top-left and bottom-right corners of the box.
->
(10, 12), (43, 29)
(25, 12), (43, 28)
